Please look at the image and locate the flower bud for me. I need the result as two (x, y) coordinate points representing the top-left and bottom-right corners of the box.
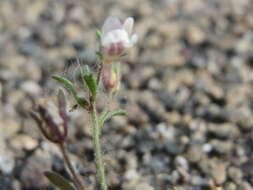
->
(102, 63), (121, 94)
(101, 16), (138, 63)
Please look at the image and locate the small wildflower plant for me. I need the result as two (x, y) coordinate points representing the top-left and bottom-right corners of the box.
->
(30, 16), (138, 190)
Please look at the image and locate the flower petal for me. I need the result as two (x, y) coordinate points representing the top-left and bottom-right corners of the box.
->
(130, 34), (138, 45)
(123, 17), (134, 35)
(102, 29), (130, 47)
(102, 16), (122, 35)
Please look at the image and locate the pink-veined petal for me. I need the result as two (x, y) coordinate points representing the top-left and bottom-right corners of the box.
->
(123, 17), (134, 35)
(102, 29), (130, 47)
(102, 16), (122, 35)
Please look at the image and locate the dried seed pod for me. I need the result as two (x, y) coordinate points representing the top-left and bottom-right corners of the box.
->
(30, 91), (69, 144)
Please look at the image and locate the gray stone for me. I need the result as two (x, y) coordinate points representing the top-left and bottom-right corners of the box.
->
(228, 167), (243, 183)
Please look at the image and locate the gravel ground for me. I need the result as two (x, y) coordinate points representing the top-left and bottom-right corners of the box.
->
(1, 0), (253, 190)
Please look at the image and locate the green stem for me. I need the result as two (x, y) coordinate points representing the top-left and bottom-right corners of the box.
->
(90, 104), (107, 190)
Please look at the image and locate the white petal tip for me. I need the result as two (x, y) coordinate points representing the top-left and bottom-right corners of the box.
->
(131, 34), (138, 45)
(125, 17), (134, 24)
(102, 16), (122, 34)
(123, 17), (134, 35)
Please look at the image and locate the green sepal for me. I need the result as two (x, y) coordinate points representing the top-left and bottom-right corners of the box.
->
(99, 109), (127, 128)
(82, 65), (97, 101)
(44, 171), (77, 190)
(96, 30), (102, 41)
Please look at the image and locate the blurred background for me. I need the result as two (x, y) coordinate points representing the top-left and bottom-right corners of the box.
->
(1, 0), (253, 189)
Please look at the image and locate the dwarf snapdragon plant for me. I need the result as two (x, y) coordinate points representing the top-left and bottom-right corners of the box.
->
(30, 16), (138, 190)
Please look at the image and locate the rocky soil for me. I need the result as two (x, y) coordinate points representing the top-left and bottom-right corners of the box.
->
(1, 0), (253, 189)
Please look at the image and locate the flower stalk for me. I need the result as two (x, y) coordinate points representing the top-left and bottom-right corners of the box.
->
(90, 103), (107, 190)
(59, 143), (85, 190)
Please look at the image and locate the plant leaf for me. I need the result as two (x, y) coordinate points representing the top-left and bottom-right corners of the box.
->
(83, 65), (97, 101)
(52, 76), (77, 97)
(99, 109), (127, 128)
(53, 76), (90, 110)
(44, 171), (77, 190)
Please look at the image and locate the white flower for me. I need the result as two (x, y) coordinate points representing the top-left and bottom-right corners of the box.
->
(101, 16), (138, 63)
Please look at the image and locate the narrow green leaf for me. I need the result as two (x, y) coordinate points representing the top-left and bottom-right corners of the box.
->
(53, 76), (90, 110)
(44, 171), (77, 190)
(83, 65), (97, 100)
(52, 76), (77, 97)
(83, 65), (91, 75)
(99, 109), (127, 127)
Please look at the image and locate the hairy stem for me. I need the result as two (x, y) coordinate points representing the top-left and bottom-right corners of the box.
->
(96, 61), (104, 85)
(90, 103), (107, 190)
(59, 143), (85, 190)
